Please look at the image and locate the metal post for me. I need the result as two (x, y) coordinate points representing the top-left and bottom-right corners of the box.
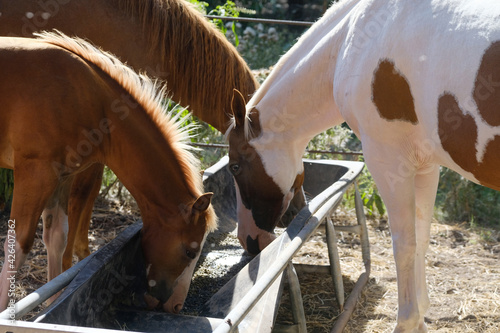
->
(354, 183), (371, 274)
(325, 216), (344, 311)
(285, 263), (307, 333)
(330, 182), (371, 333)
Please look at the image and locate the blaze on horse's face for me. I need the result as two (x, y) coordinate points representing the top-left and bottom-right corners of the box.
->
(227, 90), (306, 255)
(141, 193), (214, 313)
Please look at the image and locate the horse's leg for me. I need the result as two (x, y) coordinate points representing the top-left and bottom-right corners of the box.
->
(362, 143), (422, 333)
(414, 166), (440, 329)
(42, 207), (68, 280)
(0, 163), (59, 310)
(63, 164), (103, 270)
(42, 178), (73, 282)
(41, 178), (73, 304)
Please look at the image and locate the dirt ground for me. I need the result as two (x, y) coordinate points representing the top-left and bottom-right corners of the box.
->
(1, 199), (499, 332)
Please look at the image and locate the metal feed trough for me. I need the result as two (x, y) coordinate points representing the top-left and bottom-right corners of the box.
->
(0, 157), (370, 333)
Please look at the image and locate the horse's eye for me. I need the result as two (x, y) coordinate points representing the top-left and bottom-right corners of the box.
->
(185, 248), (196, 260)
(229, 163), (241, 175)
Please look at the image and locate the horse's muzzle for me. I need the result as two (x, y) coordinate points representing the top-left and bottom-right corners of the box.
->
(144, 292), (183, 313)
(144, 280), (183, 313)
(242, 232), (277, 255)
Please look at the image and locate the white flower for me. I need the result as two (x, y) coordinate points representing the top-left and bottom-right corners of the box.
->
(268, 27), (278, 42)
(244, 26), (256, 37)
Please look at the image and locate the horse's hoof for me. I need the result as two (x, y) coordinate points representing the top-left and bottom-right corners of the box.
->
(392, 322), (428, 333)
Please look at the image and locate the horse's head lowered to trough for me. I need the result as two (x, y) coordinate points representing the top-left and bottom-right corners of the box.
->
(226, 90), (306, 255)
(142, 192), (216, 313)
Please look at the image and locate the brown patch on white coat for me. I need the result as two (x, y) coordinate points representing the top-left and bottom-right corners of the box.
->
(438, 41), (500, 190)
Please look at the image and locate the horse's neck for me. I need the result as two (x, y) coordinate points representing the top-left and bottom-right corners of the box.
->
(102, 96), (196, 214)
(253, 0), (359, 147)
(0, 0), (161, 77)
(0, 0), (258, 132)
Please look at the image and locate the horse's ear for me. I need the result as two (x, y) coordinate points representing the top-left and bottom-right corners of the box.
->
(231, 89), (247, 128)
(192, 192), (213, 213)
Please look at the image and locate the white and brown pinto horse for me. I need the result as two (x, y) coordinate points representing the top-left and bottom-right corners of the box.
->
(227, 0), (500, 331)
(0, 32), (217, 312)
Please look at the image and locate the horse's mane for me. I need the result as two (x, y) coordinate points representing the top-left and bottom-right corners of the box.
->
(112, 0), (259, 131)
(36, 30), (217, 231)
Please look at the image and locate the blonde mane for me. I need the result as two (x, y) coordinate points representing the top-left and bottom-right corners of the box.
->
(112, 0), (258, 131)
(36, 30), (217, 231)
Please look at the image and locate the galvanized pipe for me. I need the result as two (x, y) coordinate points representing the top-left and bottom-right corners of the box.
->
(332, 225), (361, 233)
(355, 183), (371, 273)
(191, 142), (362, 157)
(329, 183), (371, 333)
(0, 318), (142, 333)
(205, 15), (314, 27)
(325, 216), (345, 311)
(330, 271), (370, 333)
(285, 263), (307, 333)
(0, 253), (95, 320)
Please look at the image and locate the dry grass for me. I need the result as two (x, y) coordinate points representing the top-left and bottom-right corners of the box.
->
(1, 200), (499, 332)
(276, 207), (500, 332)
(0, 198), (139, 319)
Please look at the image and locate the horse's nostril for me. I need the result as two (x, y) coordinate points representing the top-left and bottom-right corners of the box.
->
(246, 235), (261, 255)
(173, 303), (183, 314)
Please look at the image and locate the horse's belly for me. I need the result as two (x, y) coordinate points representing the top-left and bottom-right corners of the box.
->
(442, 133), (500, 192)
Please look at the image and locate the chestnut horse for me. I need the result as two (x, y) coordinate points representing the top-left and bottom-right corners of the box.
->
(0, 0), (303, 280)
(227, 0), (500, 331)
(0, 31), (217, 313)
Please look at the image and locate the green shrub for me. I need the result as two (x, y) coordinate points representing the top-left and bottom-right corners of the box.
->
(436, 167), (500, 228)
(0, 168), (13, 212)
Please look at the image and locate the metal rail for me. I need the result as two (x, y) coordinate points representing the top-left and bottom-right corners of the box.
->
(0, 319), (142, 333)
(191, 142), (363, 157)
(0, 253), (95, 321)
(205, 15), (314, 27)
